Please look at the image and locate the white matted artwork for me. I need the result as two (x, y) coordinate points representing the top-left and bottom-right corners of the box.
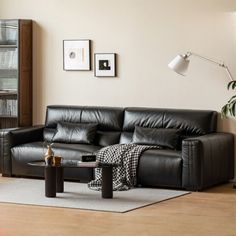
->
(94, 53), (116, 77)
(63, 40), (91, 70)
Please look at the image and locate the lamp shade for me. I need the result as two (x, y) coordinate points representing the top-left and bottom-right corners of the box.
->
(168, 54), (190, 76)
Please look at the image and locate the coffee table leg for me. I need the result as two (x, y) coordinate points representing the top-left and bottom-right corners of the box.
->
(102, 166), (113, 198)
(45, 166), (56, 197)
(56, 167), (64, 193)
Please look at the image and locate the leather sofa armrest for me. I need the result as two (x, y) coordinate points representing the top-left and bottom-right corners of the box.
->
(182, 132), (234, 191)
(0, 125), (44, 176)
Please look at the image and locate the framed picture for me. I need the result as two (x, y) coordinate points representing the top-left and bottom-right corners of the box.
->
(63, 39), (91, 71)
(94, 53), (116, 77)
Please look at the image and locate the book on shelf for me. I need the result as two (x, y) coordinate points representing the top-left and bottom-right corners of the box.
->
(0, 98), (17, 116)
(0, 21), (18, 44)
(0, 48), (18, 69)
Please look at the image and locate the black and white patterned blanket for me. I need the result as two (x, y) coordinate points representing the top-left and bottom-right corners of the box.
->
(88, 144), (159, 191)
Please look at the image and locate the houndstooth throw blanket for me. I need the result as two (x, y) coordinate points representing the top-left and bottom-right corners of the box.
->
(88, 144), (159, 191)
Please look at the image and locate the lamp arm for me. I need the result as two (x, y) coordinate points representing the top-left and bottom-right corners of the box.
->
(224, 66), (234, 81)
(186, 51), (234, 81)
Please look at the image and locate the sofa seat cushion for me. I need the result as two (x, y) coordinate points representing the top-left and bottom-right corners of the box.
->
(11, 142), (101, 181)
(50, 142), (101, 157)
(137, 149), (182, 188)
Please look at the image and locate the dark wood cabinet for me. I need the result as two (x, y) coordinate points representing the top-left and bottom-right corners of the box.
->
(0, 19), (32, 128)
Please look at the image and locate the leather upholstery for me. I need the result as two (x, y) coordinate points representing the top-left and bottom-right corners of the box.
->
(119, 132), (133, 144)
(43, 128), (55, 142)
(45, 105), (83, 128)
(11, 142), (100, 180)
(0, 128), (16, 174)
(123, 107), (217, 135)
(132, 126), (181, 149)
(123, 108), (164, 132)
(182, 132), (234, 190)
(138, 149), (182, 188)
(44, 105), (124, 145)
(95, 131), (121, 146)
(163, 109), (217, 135)
(0, 105), (234, 190)
(52, 122), (98, 144)
(45, 128), (121, 147)
(0, 126), (44, 176)
(45, 105), (124, 130)
(80, 106), (124, 131)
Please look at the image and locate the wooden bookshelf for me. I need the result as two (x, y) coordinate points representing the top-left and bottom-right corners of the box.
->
(0, 19), (32, 128)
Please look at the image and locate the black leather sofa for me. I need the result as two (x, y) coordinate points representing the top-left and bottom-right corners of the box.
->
(0, 105), (234, 190)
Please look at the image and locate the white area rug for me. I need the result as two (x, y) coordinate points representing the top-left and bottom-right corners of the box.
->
(0, 178), (189, 213)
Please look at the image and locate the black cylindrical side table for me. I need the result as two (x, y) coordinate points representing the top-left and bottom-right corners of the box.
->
(29, 160), (116, 199)
(56, 167), (64, 192)
(45, 166), (56, 197)
(102, 165), (113, 198)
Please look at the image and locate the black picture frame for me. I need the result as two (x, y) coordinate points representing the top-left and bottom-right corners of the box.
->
(94, 53), (116, 77)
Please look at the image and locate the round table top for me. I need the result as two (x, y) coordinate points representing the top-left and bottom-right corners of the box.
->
(28, 160), (119, 168)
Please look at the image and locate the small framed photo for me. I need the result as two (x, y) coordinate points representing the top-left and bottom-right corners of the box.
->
(94, 53), (116, 77)
(63, 39), (91, 71)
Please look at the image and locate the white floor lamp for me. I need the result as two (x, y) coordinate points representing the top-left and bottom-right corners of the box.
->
(168, 52), (236, 188)
(168, 51), (236, 117)
(168, 51), (234, 81)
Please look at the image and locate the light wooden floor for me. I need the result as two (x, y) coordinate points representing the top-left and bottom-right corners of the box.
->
(0, 178), (235, 236)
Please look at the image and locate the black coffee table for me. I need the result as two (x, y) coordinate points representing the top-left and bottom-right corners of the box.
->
(28, 160), (116, 199)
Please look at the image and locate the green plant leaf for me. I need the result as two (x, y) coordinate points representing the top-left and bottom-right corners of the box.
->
(227, 80), (236, 90)
(222, 80), (236, 117)
(233, 81), (236, 90)
(232, 102), (236, 116)
(221, 104), (229, 118)
(228, 96), (236, 103)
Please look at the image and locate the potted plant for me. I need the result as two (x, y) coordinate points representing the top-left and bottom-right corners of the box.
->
(221, 80), (236, 189)
(221, 80), (236, 117)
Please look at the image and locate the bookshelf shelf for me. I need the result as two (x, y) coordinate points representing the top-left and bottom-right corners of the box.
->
(0, 45), (17, 48)
(0, 92), (17, 96)
(0, 116), (17, 118)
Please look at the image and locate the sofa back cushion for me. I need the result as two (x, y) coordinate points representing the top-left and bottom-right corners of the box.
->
(132, 126), (181, 149)
(120, 107), (217, 143)
(44, 105), (217, 147)
(44, 105), (124, 146)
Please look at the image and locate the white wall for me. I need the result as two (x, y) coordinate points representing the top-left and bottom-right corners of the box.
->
(1, 0), (236, 176)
